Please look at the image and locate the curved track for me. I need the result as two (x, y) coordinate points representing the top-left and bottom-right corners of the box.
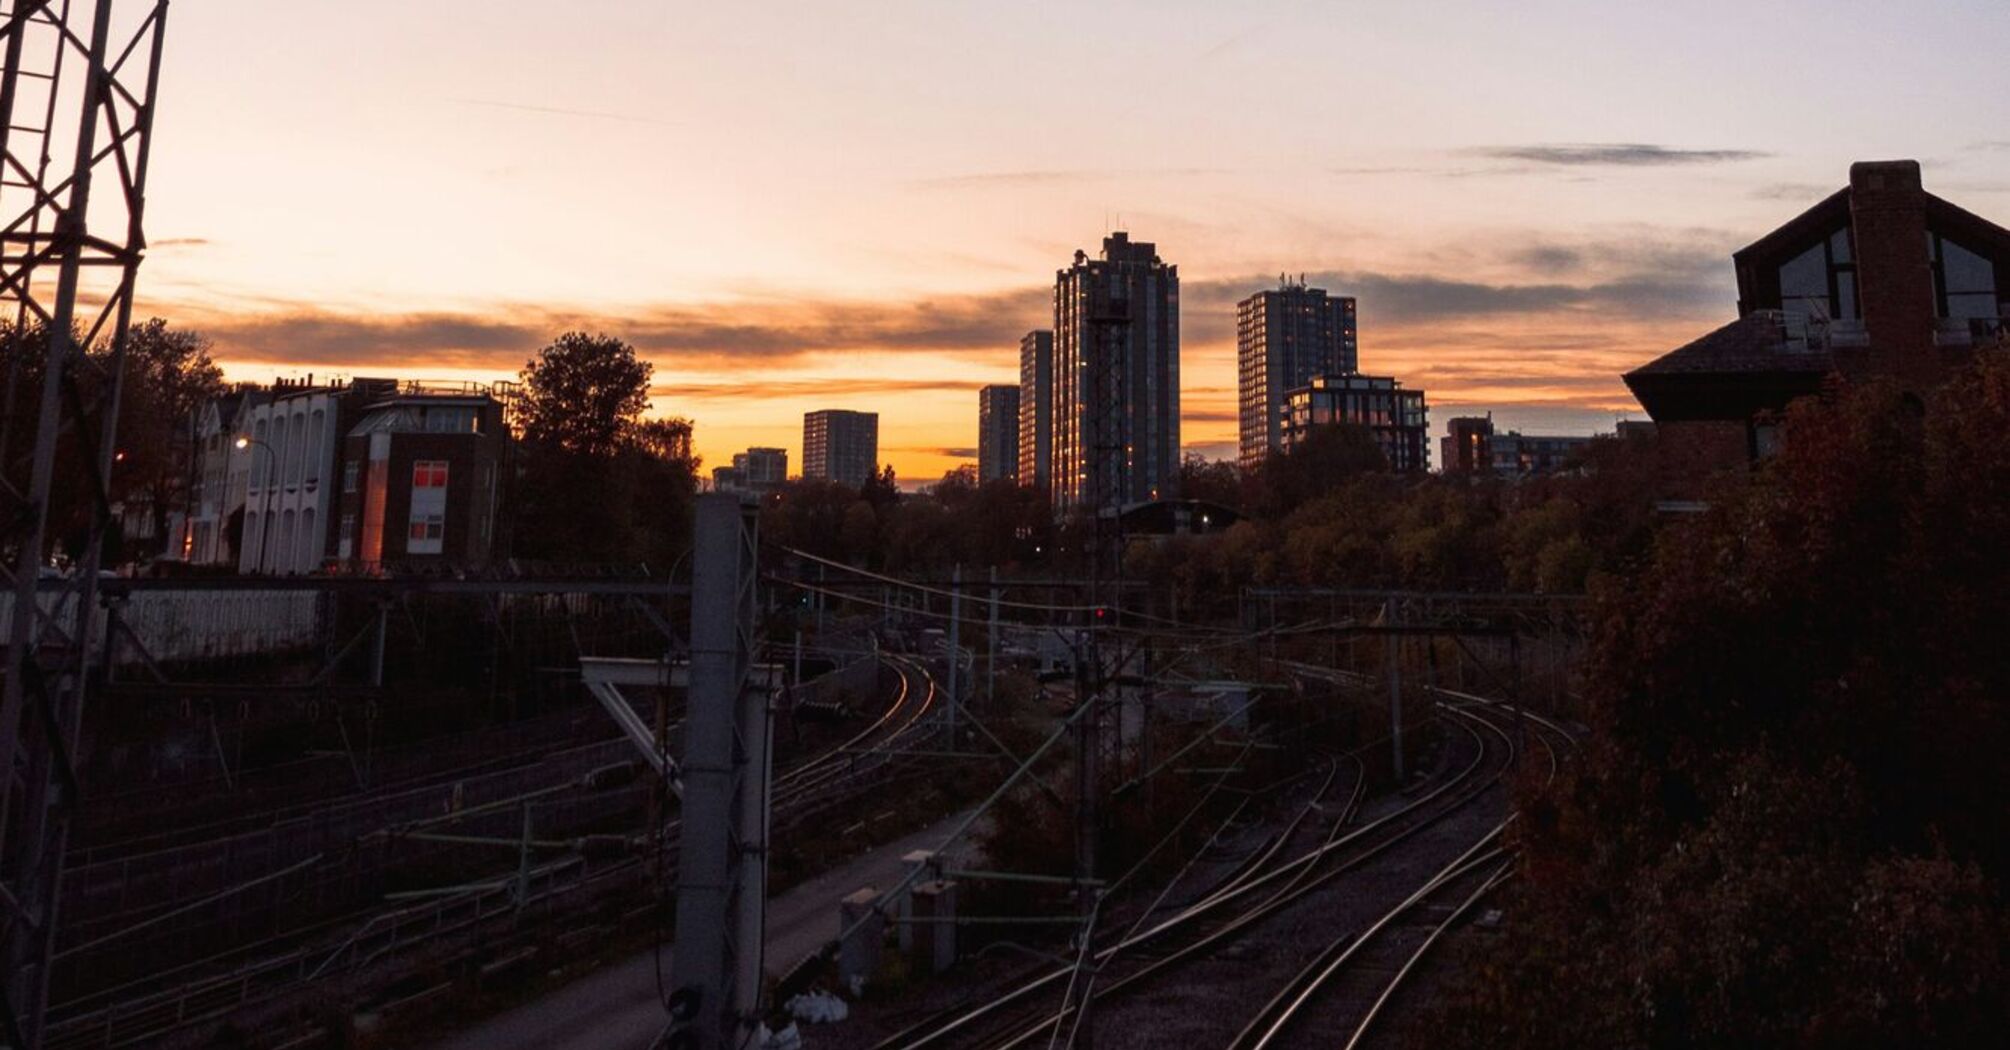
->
(879, 690), (1511, 1050)
(1222, 687), (1580, 1050)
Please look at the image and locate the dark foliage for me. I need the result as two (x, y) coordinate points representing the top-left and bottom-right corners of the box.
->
(510, 332), (698, 570)
(1253, 421), (1387, 517)
(516, 331), (653, 458)
(760, 467), (1054, 573)
(1, 317), (224, 563)
(1411, 354), (2010, 1048)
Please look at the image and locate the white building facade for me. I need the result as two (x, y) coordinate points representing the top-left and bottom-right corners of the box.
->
(237, 381), (353, 574)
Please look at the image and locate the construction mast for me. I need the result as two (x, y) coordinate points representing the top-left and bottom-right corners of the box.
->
(0, 3), (171, 1045)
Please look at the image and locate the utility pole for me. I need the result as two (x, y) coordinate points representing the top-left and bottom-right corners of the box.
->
(1070, 631), (1102, 1050)
(666, 494), (767, 1050)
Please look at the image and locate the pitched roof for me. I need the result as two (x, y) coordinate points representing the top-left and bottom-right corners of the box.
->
(1625, 312), (1833, 380)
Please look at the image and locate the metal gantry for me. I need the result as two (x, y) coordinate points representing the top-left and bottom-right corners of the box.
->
(0, 2), (169, 1046)
(666, 493), (768, 1050)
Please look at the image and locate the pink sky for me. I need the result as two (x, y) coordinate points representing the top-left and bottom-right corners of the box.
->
(127, 1), (2010, 479)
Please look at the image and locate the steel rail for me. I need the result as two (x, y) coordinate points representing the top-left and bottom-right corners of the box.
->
(1230, 688), (1579, 1050)
(880, 698), (1504, 1050)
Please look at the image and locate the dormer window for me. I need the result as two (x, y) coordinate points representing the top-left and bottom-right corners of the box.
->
(1928, 231), (1999, 321)
(1778, 228), (1858, 322)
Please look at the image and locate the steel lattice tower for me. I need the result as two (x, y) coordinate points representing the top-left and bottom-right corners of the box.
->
(0, 2), (169, 1045)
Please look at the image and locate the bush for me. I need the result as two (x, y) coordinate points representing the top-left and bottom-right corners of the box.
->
(1410, 353), (2010, 1048)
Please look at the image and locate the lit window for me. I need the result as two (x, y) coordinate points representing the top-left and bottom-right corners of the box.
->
(408, 513), (445, 541)
(343, 461), (359, 494)
(412, 460), (449, 488)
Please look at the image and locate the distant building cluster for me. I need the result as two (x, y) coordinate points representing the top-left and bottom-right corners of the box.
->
(1438, 414), (1647, 477)
(1238, 279), (1357, 469)
(988, 235), (1431, 511)
(713, 446), (788, 495)
(176, 376), (517, 574)
(158, 163), (1989, 577)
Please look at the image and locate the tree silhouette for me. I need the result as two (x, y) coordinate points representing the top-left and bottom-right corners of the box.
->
(116, 318), (224, 557)
(1254, 421), (1386, 517)
(516, 331), (652, 456)
(510, 332), (700, 569)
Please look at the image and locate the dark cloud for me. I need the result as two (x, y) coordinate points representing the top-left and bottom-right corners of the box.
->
(1180, 409), (1240, 424)
(883, 445), (977, 460)
(186, 232), (1731, 381)
(151, 237), (211, 248)
(198, 285), (1051, 370)
(1183, 263), (1726, 335)
(1512, 245), (1584, 274)
(655, 378), (993, 400)
(200, 311), (538, 369)
(1468, 143), (1768, 167)
(1404, 368), (1627, 392)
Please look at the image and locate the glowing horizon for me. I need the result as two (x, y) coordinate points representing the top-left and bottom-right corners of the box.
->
(125, 0), (2010, 482)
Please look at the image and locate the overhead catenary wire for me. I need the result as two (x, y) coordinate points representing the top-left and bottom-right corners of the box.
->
(771, 543), (1239, 634)
(769, 573), (1333, 651)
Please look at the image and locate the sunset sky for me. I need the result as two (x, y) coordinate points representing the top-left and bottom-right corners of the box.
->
(133, 0), (2010, 480)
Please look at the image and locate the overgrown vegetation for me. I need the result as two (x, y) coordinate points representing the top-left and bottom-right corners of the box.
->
(1410, 354), (2010, 1048)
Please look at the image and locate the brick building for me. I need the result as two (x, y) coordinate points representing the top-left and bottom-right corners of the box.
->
(335, 384), (512, 571)
(1441, 415), (1495, 474)
(1625, 161), (2009, 473)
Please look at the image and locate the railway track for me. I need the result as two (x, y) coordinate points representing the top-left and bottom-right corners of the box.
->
(47, 650), (940, 1049)
(875, 654), (1588, 1050)
(1224, 695), (1575, 1050)
(876, 689), (1508, 1050)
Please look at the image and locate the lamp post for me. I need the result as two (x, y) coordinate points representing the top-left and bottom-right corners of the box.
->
(235, 435), (277, 573)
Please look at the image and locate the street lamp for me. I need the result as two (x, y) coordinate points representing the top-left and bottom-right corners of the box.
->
(236, 435), (277, 573)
